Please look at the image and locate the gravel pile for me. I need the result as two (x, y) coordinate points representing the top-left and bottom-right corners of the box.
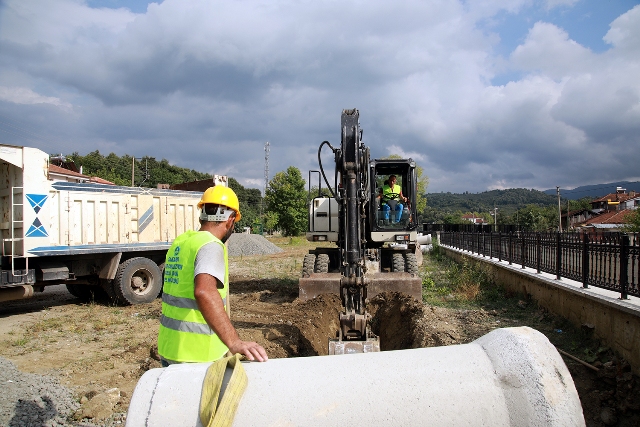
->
(0, 356), (79, 427)
(227, 233), (283, 256)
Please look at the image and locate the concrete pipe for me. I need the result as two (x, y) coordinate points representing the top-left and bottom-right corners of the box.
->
(416, 233), (432, 245)
(126, 327), (584, 427)
(0, 285), (34, 303)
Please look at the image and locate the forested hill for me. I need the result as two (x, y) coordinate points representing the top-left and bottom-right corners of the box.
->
(426, 188), (559, 214)
(64, 150), (212, 188)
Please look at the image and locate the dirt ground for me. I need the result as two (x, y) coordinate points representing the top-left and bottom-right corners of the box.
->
(0, 238), (639, 426)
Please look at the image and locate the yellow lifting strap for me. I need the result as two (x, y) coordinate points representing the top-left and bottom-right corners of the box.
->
(199, 353), (248, 427)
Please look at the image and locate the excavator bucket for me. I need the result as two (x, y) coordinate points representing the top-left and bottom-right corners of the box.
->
(328, 337), (380, 355)
(299, 272), (423, 302)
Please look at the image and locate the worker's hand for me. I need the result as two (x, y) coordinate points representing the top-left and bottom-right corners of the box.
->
(228, 340), (268, 362)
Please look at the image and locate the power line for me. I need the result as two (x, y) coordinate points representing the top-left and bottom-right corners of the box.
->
(0, 116), (63, 147)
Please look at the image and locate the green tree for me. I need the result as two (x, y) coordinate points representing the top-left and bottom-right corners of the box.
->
(622, 209), (640, 232)
(265, 166), (307, 236)
(510, 204), (557, 231)
(263, 211), (279, 234)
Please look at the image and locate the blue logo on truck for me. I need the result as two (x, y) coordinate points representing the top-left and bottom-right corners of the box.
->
(26, 194), (48, 214)
(26, 218), (48, 237)
(25, 193), (48, 237)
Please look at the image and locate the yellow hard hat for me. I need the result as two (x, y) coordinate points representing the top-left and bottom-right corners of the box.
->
(198, 186), (242, 222)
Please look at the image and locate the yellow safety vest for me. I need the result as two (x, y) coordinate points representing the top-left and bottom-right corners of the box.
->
(383, 183), (401, 202)
(158, 230), (229, 363)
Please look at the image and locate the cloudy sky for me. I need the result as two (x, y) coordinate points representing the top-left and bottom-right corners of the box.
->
(1, 0), (639, 194)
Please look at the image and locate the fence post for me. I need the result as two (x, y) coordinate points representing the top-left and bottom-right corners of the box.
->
(556, 232), (562, 280)
(498, 232), (502, 262)
(489, 232), (493, 259)
(582, 233), (589, 288)
(508, 232), (513, 265)
(521, 232), (526, 269)
(536, 233), (541, 274)
(620, 233), (629, 300)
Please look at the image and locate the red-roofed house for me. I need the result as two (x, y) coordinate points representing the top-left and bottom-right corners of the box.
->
(48, 164), (115, 185)
(590, 188), (637, 212)
(461, 213), (486, 224)
(579, 209), (634, 231)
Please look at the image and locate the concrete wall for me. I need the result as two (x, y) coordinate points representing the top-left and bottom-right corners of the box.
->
(441, 246), (640, 375)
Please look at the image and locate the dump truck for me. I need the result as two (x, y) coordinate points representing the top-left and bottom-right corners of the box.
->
(0, 143), (203, 304)
(300, 108), (423, 353)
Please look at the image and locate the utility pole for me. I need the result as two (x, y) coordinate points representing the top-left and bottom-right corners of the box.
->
(131, 156), (144, 187)
(557, 186), (562, 232)
(262, 142), (270, 220)
(492, 206), (498, 232)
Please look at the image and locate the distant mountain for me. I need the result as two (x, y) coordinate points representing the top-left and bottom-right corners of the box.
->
(543, 181), (640, 200)
(425, 188), (558, 215)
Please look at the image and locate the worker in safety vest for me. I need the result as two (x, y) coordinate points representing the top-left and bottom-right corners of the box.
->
(158, 186), (268, 365)
(382, 175), (407, 223)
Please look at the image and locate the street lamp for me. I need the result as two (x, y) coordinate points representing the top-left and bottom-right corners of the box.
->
(490, 207), (498, 232)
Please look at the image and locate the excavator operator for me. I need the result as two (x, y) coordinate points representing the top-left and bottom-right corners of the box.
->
(382, 175), (407, 224)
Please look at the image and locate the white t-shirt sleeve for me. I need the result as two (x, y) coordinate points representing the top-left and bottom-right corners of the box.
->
(194, 241), (226, 287)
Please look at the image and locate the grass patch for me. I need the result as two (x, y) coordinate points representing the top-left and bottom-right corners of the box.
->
(421, 244), (504, 308)
(12, 337), (29, 347)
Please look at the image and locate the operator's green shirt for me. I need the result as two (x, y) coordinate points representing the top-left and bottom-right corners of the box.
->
(157, 230), (229, 363)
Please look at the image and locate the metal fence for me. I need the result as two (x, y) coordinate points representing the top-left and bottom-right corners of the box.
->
(439, 231), (640, 299)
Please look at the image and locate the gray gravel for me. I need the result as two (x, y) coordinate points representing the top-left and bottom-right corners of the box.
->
(0, 357), (127, 427)
(0, 356), (80, 427)
(227, 233), (283, 256)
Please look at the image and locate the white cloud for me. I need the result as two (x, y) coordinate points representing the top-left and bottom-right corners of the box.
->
(511, 22), (594, 78)
(0, 86), (71, 108)
(603, 4), (640, 54)
(0, 0), (638, 194)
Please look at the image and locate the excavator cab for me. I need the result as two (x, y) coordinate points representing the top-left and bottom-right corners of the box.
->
(369, 159), (419, 237)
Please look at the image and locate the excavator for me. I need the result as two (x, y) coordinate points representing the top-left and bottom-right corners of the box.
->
(300, 108), (423, 354)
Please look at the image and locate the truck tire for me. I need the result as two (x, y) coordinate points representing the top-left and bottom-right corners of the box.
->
(392, 253), (405, 272)
(302, 254), (316, 277)
(114, 257), (163, 305)
(315, 254), (330, 273)
(405, 253), (418, 275)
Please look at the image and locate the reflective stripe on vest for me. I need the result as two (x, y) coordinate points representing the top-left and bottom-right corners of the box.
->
(162, 293), (227, 311)
(157, 230), (229, 363)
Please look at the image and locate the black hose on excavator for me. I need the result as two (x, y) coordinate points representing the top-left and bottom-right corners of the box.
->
(317, 140), (339, 201)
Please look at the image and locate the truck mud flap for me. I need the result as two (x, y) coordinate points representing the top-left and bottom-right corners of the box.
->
(299, 272), (422, 302)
